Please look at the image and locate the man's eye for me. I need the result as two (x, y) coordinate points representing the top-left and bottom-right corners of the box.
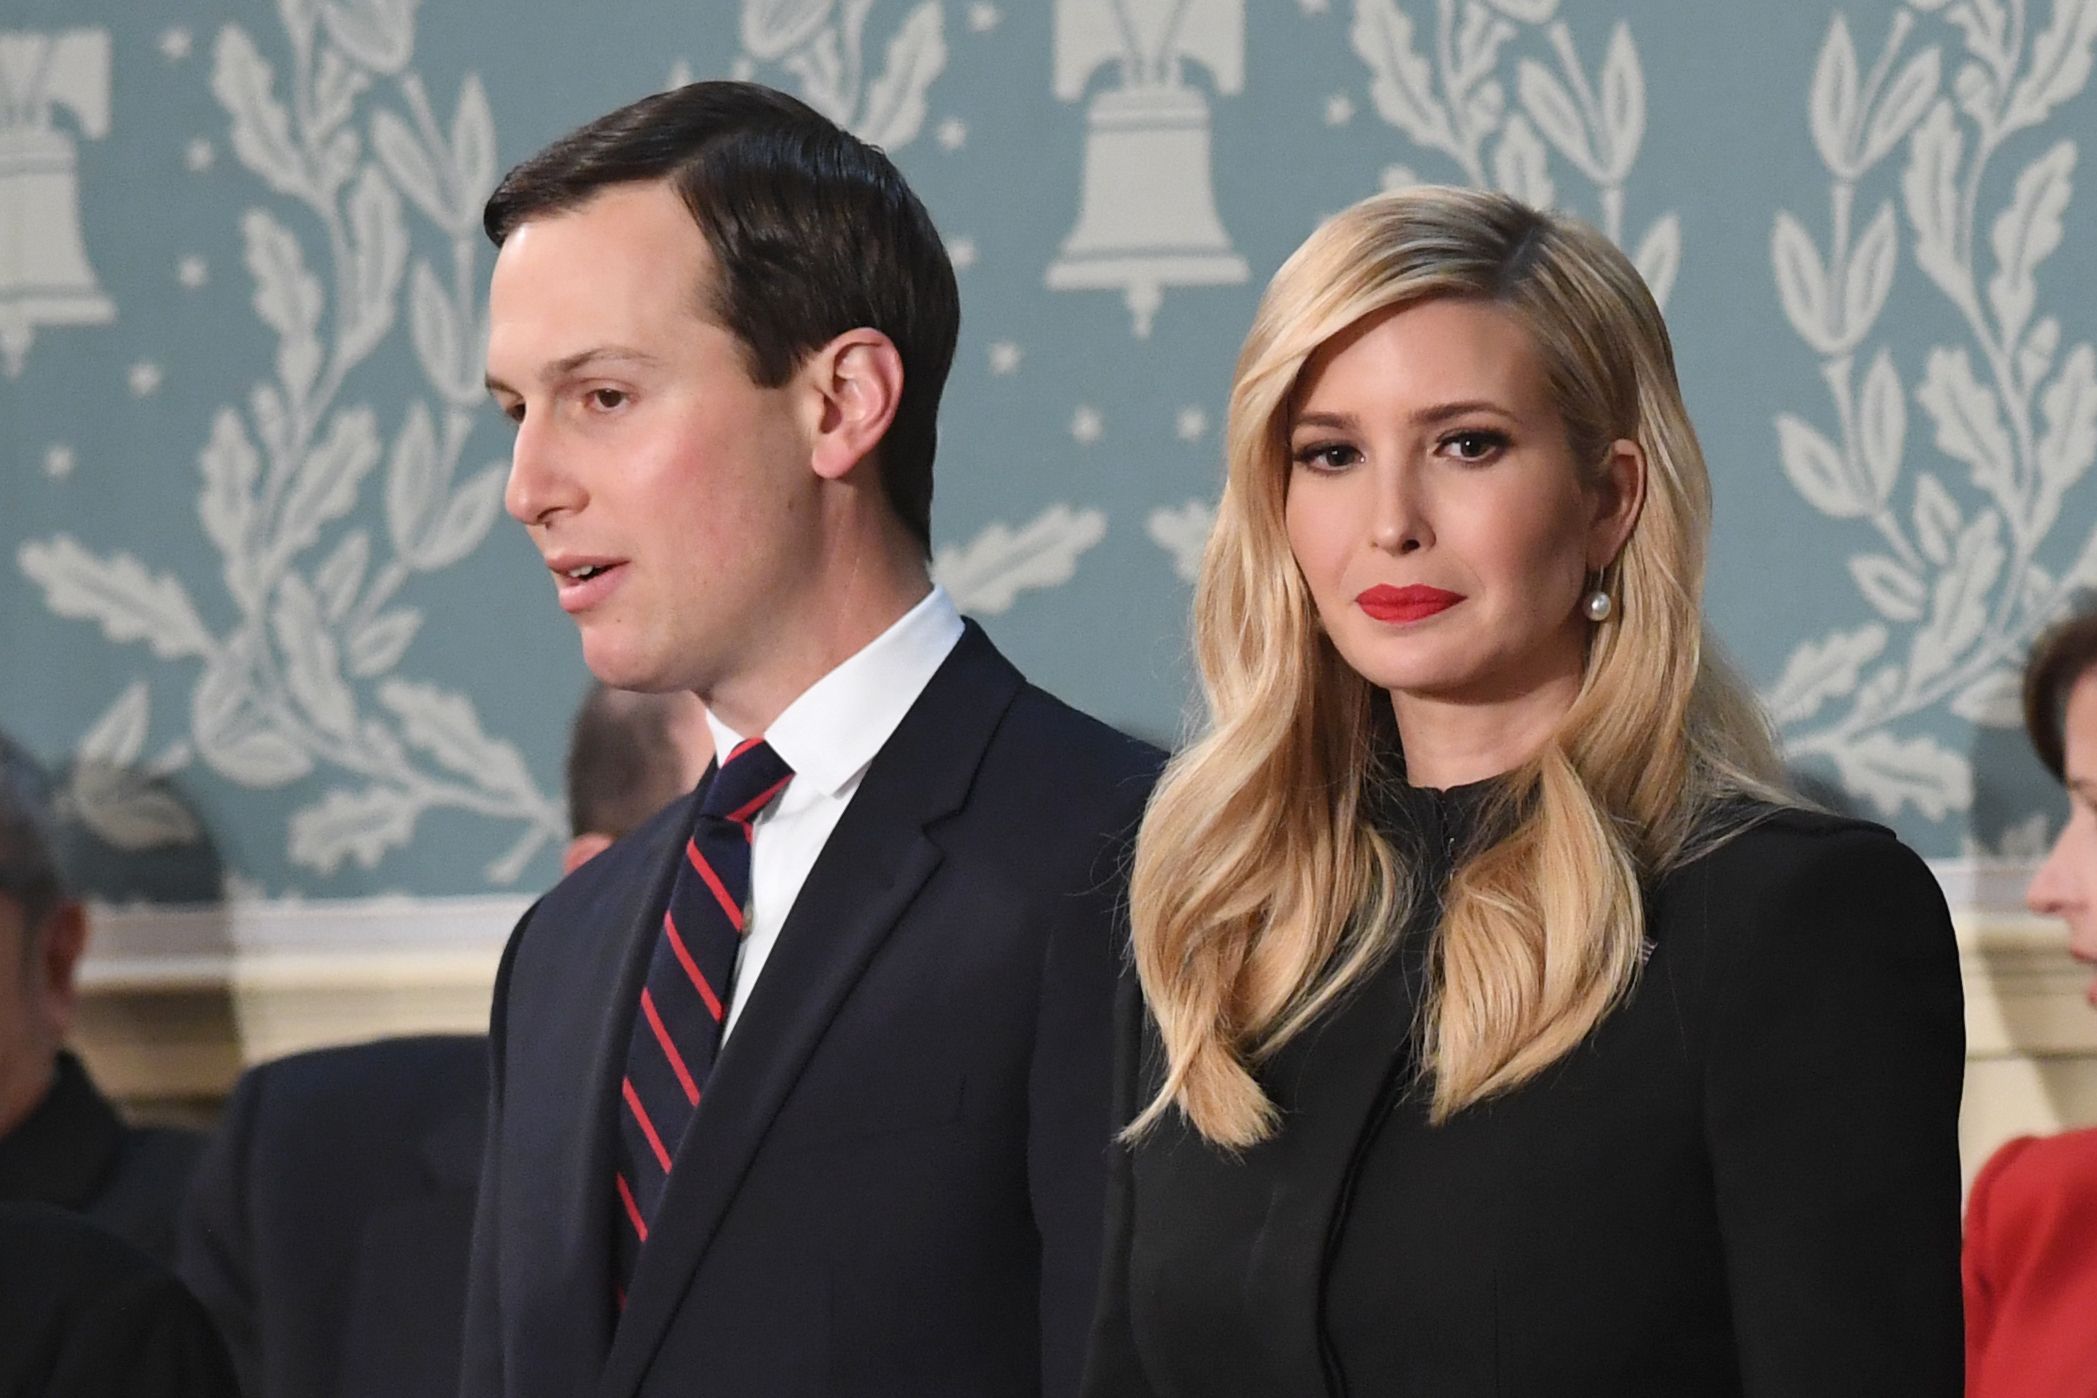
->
(589, 388), (627, 411)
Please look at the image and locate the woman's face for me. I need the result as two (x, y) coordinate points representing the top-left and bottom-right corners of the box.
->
(2028, 669), (2097, 1004)
(1283, 298), (1640, 712)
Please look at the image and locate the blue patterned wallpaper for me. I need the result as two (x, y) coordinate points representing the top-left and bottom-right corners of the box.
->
(4, 0), (2094, 901)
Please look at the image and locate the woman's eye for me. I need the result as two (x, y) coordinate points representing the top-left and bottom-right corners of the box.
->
(1440, 429), (1507, 462)
(1293, 442), (1359, 471)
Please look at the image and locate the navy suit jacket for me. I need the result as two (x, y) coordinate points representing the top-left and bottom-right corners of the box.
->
(460, 621), (1161, 1398)
(178, 1035), (488, 1398)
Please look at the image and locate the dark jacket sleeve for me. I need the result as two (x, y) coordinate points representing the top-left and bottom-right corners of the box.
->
(174, 1069), (268, 1397)
(0, 1201), (241, 1398)
(1032, 782), (1151, 1398)
(458, 904), (530, 1398)
(1079, 971), (1163, 1398)
(1701, 824), (1965, 1396)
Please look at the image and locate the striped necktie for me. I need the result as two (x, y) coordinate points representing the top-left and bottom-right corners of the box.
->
(611, 737), (792, 1302)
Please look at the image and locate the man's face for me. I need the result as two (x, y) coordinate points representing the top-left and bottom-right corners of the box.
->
(2029, 671), (2097, 1004)
(486, 182), (820, 698)
(0, 895), (70, 1131)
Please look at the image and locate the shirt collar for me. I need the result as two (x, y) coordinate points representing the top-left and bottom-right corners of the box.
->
(705, 585), (965, 800)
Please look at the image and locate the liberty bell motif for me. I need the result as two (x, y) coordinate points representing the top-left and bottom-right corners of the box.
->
(1047, 0), (1248, 338)
(0, 29), (116, 378)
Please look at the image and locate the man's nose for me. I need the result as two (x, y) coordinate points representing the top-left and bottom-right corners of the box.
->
(504, 415), (581, 528)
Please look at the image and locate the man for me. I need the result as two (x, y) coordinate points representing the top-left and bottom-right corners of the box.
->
(179, 684), (710, 1398)
(1964, 604), (2097, 1396)
(0, 731), (202, 1268)
(466, 82), (1159, 1398)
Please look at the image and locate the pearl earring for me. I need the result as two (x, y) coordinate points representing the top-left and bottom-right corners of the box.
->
(1583, 573), (1613, 623)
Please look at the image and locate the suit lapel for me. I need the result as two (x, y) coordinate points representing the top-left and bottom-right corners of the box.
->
(506, 793), (692, 1398)
(597, 623), (1024, 1397)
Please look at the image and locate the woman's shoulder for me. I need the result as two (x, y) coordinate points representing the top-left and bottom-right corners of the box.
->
(1671, 796), (1931, 897)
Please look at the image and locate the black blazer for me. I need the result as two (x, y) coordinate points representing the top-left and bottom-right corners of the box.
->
(0, 1201), (239, 1398)
(461, 622), (1161, 1398)
(0, 1051), (203, 1270)
(177, 1035), (488, 1398)
(1085, 792), (1966, 1397)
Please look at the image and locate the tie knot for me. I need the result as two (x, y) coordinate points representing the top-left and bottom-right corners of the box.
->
(698, 738), (793, 825)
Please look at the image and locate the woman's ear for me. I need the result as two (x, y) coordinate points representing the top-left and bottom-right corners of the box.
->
(1588, 437), (1647, 569)
(806, 329), (904, 483)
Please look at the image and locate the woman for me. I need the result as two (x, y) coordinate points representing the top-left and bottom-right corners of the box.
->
(1084, 188), (1965, 1397)
(1964, 605), (2097, 1396)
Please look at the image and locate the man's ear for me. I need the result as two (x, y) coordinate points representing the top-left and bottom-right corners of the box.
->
(1589, 437), (1647, 570)
(806, 329), (904, 484)
(36, 901), (88, 1041)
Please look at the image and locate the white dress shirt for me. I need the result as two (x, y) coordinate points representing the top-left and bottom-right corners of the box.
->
(706, 585), (965, 1042)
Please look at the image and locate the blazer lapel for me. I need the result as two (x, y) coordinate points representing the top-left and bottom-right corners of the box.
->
(597, 623), (1025, 1397)
(506, 794), (692, 1398)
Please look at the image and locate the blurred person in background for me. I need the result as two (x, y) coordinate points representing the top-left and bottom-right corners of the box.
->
(0, 730), (203, 1268)
(178, 684), (709, 1398)
(1964, 602), (2097, 1398)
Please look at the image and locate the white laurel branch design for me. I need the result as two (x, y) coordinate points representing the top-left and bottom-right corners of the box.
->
(17, 0), (562, 886)
(1146, 500), (1216, 585)
(933, 505), (1108, 615)
(737, 0), (949, 149)
(1348, 0), (1680, 307)
(1767, 0), (2097, 827)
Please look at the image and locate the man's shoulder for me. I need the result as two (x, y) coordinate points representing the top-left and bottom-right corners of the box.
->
(992, 682), (1166, 792)
(229, 1035), (489, 1125)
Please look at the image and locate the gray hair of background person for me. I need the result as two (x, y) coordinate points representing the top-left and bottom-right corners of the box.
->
(2025, 602), (2097, 782)
(563, 685), (704, 842)
(0, 734), (63, 941)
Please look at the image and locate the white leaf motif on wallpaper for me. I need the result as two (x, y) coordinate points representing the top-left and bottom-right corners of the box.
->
(319, 0), (417, 76)
(1352, 0), (1453, 150)
(66, 685), (203, 851)
(1917, 346), (2016, 504)
(1849, 554), (1927, 622)
(1772, 213), (1838, 354)
(2008, 0), (2097, 128)
(384, 403), (443, 557)
(19, 538), (212, 660)
(2035, 343), (2097, 535)
(371, 108), (447, 227)
(408, 261), (466, 400)
(273, 574), (360, 738)
(1860, 47), (1940, 171)
(290, 785), (419, 874)
(278, 408), (382, 562)
(243, 210), (324, 402)
(1765, 623), (1888, 727)
(1829, 730), (1972, 820)
(1912, 471), (1963, 566)
(1987, 141), (2076, 348)
(449, 73), (498, 217)
(315, 530), (371, 622)
(1632, 214), (1680, 308)
(340, 165), (407, 363)
(1906, 511), (2004, 692)
(212, 28), (306, 198)
(933, 506), (1108, 616)
(1515, 56), (1598, 181)
(414, 466), (505, 571)
(1809, 13), (1860, 174)
(1856, 348), (1906, 507)
(1596, 22), (1643, 178)
(1492, 113), (1553, 209)
(1951, 668), (2026, 727)
(1777, 413), (1868, 518)
(1903, 101), (1964, 296)
(199, 409), (262, 603)
(377, 681), (538, 801)
(191, 643), (313, 788)
(860, 3), (946, 150)
(1844, 202), (1899, 347)
(347, 609), (422, 677)
(1147, 500), (1217, 584)
(1484, 0), (1556, 22)
(744, 0), (832, 61)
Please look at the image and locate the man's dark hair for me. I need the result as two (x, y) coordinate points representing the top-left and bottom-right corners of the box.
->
(2025, 602), (2097, 781)
(0, 734), (63, 944)
(485, 81), (959, 553)
(565, 685), (704, 841)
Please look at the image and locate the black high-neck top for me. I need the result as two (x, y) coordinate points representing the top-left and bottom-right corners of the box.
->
(1083, 794), (1966, 1398)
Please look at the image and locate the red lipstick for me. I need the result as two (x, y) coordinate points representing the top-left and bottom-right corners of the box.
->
(1357, 584), (1464, 623)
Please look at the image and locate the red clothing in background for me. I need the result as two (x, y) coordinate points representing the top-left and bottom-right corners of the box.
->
(1966, 1126), (2097, 1396)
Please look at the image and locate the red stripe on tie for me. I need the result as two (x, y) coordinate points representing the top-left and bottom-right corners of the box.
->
(622, 1076), (674, 1173)
(615, 1173), (648, 1242)
(640, 988), (700, 1106)
(727, 775), (791, 825)
(728, 736), (764, 760)
(685, 838), (745, 932)
(662, 911), (726, 1021)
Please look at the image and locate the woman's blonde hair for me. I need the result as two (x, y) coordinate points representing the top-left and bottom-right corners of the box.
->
(1129, 186), (1790, 1147)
